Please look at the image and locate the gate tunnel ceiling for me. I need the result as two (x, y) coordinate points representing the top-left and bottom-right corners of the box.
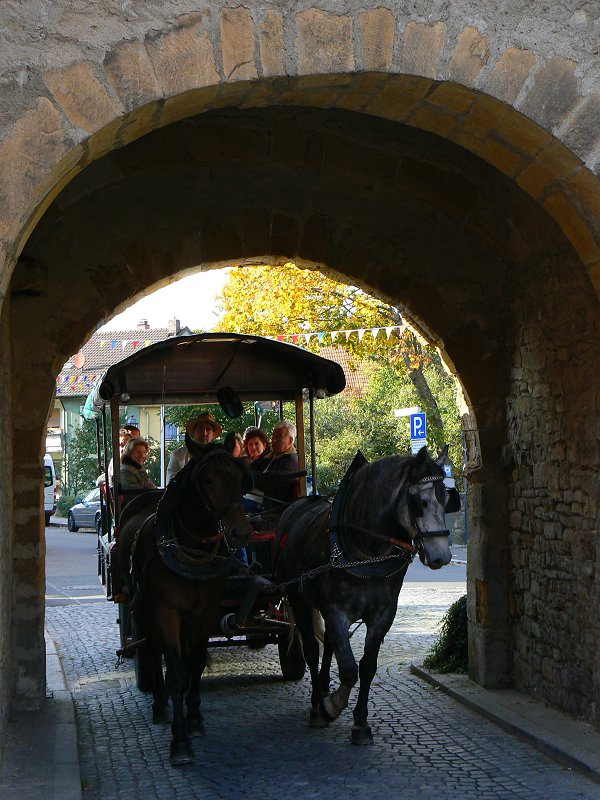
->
(18, 105), (583, 399)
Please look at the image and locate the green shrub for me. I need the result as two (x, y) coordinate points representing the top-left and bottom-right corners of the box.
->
(56, 495), (77, 517)
(423, 594), (468, 673)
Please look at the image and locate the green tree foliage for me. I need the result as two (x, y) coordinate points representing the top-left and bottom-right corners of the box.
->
(65, 418), (100, 496)
(216, 263), (463, 486)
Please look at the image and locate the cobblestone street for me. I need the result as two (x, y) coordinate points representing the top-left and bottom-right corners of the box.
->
(45, 584), (600, 800)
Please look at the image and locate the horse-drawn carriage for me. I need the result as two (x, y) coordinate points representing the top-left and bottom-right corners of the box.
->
(84, 330), (456, 766)
(83, 332), (346, 688)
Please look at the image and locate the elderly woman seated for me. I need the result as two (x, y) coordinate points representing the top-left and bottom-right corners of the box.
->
(120, 437), (156, 491)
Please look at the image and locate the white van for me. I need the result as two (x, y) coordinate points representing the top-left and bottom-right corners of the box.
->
(44, 454), (56, 525)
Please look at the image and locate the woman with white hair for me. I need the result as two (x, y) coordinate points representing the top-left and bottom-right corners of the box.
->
(120, 437), (156, 491)
(250, 420), (299, 507)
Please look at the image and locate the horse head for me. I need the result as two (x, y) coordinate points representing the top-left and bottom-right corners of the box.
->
(403, 446), (453, 570)
(185, 434), (252, 550)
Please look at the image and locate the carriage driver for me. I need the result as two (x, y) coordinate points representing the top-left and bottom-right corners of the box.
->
(166, 412), (223, 483)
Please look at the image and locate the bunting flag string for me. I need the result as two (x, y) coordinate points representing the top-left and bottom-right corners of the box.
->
(64, 325), (405, 369)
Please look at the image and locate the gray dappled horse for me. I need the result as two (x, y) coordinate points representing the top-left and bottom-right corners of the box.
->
(276, 447), (455, 744)
(115, 438), (252, 766)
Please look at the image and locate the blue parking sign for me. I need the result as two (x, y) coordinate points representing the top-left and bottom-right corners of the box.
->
(410, 412), (426, 440)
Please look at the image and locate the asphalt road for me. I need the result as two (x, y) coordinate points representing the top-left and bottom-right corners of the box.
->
(44, 523), (466, 607)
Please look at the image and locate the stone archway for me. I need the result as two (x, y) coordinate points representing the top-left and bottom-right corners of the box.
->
(0, 3), (599, 740)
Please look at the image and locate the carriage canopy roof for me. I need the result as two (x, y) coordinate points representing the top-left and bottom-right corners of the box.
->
(82, 332), (346, 419)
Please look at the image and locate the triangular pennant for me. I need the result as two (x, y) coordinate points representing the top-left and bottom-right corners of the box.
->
(358, 328), (366, 342)
(110, 340), (117, 349)
(344, 330), (352, 341)
(371, 328), (380, 340)
(317, 333), (324, 343)
(385, 326), (394, 339)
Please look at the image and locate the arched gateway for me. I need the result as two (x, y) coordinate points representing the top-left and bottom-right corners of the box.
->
(0, 2), (598, 746)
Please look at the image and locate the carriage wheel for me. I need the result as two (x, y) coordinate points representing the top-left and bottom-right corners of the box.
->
(278, 630), (306, 680)
(131, 614), (154, 693)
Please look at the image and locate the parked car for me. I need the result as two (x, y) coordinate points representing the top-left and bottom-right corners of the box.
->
(67, 488), (102, 532)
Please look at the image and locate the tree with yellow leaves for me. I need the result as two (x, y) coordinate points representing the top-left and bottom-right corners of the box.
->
(215, 263), (459, 461)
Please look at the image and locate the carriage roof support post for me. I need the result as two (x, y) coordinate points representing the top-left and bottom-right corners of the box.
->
(294, 391), (307, 496)
(308, 387), (317, 495)
(97, 412), (111, 541)
(110, 395), (123, 525)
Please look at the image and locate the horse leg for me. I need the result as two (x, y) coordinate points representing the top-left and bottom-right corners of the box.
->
(319, 613), (357, 723)
(151, 639), (169, 725)
(289, 598), (326, 728)
(351, 614), (395, 746)
(158, 610), (194, 766)
(318, 631), (333, 697)
(185, 636), (208, 738)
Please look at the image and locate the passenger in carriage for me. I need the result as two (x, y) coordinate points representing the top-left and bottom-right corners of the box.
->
(250, 420), (299, 508)
(120, 437), (156, 491)
(242, 426), (270, 465)
(96, 425), (141, 488)
(224, 431), (244, 458)
(166, 412), (223, 483)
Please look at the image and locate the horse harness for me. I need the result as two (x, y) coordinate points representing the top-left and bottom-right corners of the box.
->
(280, 452), (451, 590)
(133, 451), (242, 582)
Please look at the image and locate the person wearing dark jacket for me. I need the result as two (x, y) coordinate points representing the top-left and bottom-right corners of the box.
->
(120, 437), (156, 491)
(250, 420), (299, 507)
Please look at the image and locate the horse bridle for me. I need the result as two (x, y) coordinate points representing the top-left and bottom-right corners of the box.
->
(406, 474), (450, 550)
(186, 449), (248, 553)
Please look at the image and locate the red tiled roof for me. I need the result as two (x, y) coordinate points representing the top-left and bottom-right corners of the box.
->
(56, 325), (192, 398)
(318, 346), (370, 397)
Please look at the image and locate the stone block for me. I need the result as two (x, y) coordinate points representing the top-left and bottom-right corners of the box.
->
(544, 190), (600, 265)
(409, 105), (457, 138)
(295, 9), (354, 74)
(104, 39), (162, 110)
(146, 16), (220, 97)
(567, 169), (600, 222)
(516, 161), (555, 200)
(160, 85), (221, 127)
(359, 8), (395, 71)
(563, 91), (600, 161)
(587, 259), (600, 294)
(469, 136), (524, 177)
(258, 10), (284, 77)
(449, 26), (490, 86)
(400, 21), (446, 79)
(239, 207), (272, 256)
(494, 108), (552, 158)
(43, 61), (123, 134)
(220, 6), (258, 81)
(365, 75), (432, 123)
(519, 57), (580, 131)
(0, 98), (71, 242)
(485, 47), (537, 104)
(427, 82), (475, 114)
(271, 213), (301, 255)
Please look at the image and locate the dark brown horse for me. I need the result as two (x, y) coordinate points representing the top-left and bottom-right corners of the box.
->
(276, 447), (455, 745)
(115, 437), (252, 765)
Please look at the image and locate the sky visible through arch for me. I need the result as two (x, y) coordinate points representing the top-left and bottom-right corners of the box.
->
(97, 270), (230, 332)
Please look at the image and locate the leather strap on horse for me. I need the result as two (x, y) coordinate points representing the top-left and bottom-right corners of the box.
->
(328, 451), (413, 580)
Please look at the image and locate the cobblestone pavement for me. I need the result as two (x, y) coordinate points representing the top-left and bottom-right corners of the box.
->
(46, 585), (600, 800)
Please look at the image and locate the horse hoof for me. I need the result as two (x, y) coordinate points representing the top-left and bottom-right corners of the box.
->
(309, 707), (330, 728)
(320, 696), (340, 721)
(170, 740), (194, 766)
(351, 725), (374, 746)
(152, 706), (169, 725)
(187, 717), (206, 738)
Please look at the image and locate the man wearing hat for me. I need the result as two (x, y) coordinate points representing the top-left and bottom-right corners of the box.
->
(166, 412), (223, 483)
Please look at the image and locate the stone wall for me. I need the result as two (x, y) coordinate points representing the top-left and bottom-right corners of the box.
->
(508, 241), (600, 724)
